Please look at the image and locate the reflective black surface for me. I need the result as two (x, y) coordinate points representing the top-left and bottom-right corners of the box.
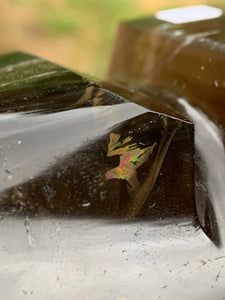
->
(107, 10), (225, 246)
(0, 46), (225, 300)
(0, 52), (195, 221)
(107, 11), (225, 130)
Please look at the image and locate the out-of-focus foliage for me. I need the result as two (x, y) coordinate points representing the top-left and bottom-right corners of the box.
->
(0, 0), (221, 77)
(43, 0), (136, 36)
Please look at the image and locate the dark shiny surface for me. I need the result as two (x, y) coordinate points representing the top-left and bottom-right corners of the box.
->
(0, 50), (225, 299)
(0, 52), (195, 221)
(107, 13), (225, 130)
(107, 10), (225, 246)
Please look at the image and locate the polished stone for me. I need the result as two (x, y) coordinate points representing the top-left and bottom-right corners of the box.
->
(0, 52), (195, 221)
(107, 9), (225, 245)
(107, 10), (225, 129)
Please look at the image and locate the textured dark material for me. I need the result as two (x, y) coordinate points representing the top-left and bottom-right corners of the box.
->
(0, 52), (195, 220)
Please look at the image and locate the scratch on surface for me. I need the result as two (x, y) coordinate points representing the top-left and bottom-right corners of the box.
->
(215, 256), (225, 261)
(161, 285), (168, 290)
(24, 216), (35, 247)
(0, 70), (61, 87)
(0, 58), (42, 72)
(198, 259), (207, 269)
(168, 29), (220, 61)
(215, 271), (221, 281)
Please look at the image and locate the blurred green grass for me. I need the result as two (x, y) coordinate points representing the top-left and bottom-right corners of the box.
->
(43, 0), (137, 75)
(2, 0), (223, 77)
(43, 0), (137, 36)
(6, 0), (140, 76)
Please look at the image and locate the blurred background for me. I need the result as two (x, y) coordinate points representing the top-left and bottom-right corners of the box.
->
(0, 0), (224, 78)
